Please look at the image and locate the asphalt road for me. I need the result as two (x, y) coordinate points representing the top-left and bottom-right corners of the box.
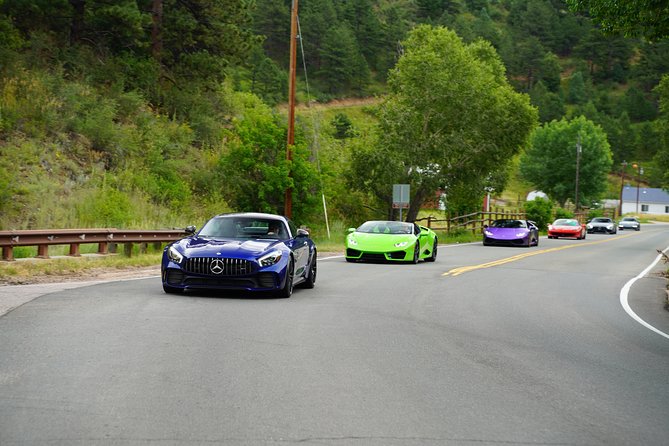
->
(1, 225), (668, 445)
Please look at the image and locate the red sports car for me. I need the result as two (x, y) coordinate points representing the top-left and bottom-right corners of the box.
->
(547, 218), (586, 240)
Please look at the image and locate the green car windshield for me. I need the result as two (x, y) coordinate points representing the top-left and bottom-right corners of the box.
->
(357, 221), (413, 234)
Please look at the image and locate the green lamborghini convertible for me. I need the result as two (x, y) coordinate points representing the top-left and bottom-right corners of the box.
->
(345, 220), (438, 263)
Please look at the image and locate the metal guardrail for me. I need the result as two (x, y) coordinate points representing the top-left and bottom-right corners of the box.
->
(0, 228), (187, 261)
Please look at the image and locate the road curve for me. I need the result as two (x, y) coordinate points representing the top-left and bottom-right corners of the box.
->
(1, 224), (668, 445)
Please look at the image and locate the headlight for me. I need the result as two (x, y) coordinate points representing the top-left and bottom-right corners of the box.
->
(347, 237), (357, 246)
(586, 224), (592, 229)
(167, 246), (183, 263)
(259, 250), (282, 267)
(394, 241), (409, 248)
(484, 230), (493, 236)
(607, 224), (613, 229)
(548, 226), (553, 230)
(516, 232), (527, 237)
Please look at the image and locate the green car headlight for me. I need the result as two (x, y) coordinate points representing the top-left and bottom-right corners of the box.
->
(348, 237), (358, 246)
(394, 241), (409, 248)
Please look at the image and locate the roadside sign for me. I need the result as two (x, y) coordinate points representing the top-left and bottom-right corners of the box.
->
(393, 184), (410, 220)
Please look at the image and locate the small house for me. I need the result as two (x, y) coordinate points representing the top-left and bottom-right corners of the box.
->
(621, 186), (669, 215)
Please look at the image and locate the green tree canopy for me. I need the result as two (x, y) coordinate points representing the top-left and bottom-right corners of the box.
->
(349, 25), (537, 220)
(652, 74), (669, 188)
(567, 0), (669, 41)
(217, 92), (319, 222)
(520, 116), (613, 207)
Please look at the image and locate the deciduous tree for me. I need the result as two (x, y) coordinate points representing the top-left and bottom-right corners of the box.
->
(520, 116), (613, 207)
(349, 25), (537, 220)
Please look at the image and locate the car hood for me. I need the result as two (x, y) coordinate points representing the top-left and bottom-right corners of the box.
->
(485, 228), (529, 240)
(176, 237), (282, 258)
(588, 221), (612, 226)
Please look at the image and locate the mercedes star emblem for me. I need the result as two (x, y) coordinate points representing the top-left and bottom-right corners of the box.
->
(210, 258), (225, 275)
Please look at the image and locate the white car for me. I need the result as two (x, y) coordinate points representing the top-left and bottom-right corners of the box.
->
(586, 217), (617, 234)
(618, 217), (640, 231)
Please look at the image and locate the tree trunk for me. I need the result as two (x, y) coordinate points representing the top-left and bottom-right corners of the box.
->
(69, 0), (85, 45)
(405, 185), (432, 222)
(151, 0), (163, 61)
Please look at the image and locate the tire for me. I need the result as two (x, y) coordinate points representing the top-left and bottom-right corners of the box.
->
(425, 239), (438, 262)
(277, 258), (294, 298)
(411, 243), (420, 264)
(526, 236), (532, 248)
(302, 253), (317, 289)
(163, 284), (183, 294)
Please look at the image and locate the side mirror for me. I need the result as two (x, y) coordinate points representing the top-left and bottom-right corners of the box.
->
(347, 228), (356, 233)
(483, 224), (489, 229)
(185, 225), (197, 235)
(296, 228), (309, 238)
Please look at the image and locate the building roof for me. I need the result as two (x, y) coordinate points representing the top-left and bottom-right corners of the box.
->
(621, 186), (669, 204)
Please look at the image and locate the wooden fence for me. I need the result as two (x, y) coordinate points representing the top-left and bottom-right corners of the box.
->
(415, 210), (525, 234)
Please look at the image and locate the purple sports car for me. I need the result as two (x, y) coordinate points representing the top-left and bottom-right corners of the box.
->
(483, 219), (539, 247)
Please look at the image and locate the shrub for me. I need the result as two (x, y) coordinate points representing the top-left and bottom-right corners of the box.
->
(525, 197), (553, 230)
(554, 208), (574, 220)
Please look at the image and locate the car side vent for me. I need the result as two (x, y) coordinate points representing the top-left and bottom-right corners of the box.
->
(185, 257), (254, 276)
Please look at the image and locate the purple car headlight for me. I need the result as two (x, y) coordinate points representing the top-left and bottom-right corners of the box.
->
(516, 231), (529, 238)
(484, 230), (493, 236)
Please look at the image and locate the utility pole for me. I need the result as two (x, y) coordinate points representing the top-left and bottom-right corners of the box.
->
(618, 160), (627, 217)
(575, 135), (581, 211)
(632, 163), (643, 214)
(284, 0), (298, 219)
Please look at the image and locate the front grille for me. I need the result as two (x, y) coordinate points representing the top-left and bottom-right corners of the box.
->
(185, 257), (254, 276)
(484, 237), (525, 246)
(360, 253), (388, 262)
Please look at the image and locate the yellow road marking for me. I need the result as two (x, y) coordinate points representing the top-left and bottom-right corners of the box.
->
(442, 233), (636, 277)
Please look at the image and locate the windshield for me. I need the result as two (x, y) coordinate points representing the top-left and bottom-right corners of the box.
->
(622, 218), (637, 222)
(198, 216), (289, 240)
(357, 221), (413, 234)
(490, 219), (527, 229)
(592, 218), (611, 223)
(554, 219), (579, 226)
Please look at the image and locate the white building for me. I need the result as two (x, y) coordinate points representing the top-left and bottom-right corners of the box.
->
(621, 186), (669, 215)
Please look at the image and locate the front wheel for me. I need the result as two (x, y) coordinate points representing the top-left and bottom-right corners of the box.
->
(425, 239), (438, 262)
(302, 253), (317, 289)
(276, 258), (294, 298)
(410, 243), (420, 264)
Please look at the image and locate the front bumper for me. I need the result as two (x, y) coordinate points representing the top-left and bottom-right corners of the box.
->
(483, 236), (528, 246)
(345, 247), (411, 262)
(587, 226), (616, 234)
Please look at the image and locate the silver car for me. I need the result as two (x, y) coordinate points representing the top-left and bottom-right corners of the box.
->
(586, 217), (617, 234)
(618, 217), (640, 231)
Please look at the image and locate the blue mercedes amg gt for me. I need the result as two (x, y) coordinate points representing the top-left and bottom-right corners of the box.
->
(161, 213), (317, 297)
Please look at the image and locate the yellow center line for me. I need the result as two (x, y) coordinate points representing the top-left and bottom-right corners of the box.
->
(442, 233), (636, 277)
